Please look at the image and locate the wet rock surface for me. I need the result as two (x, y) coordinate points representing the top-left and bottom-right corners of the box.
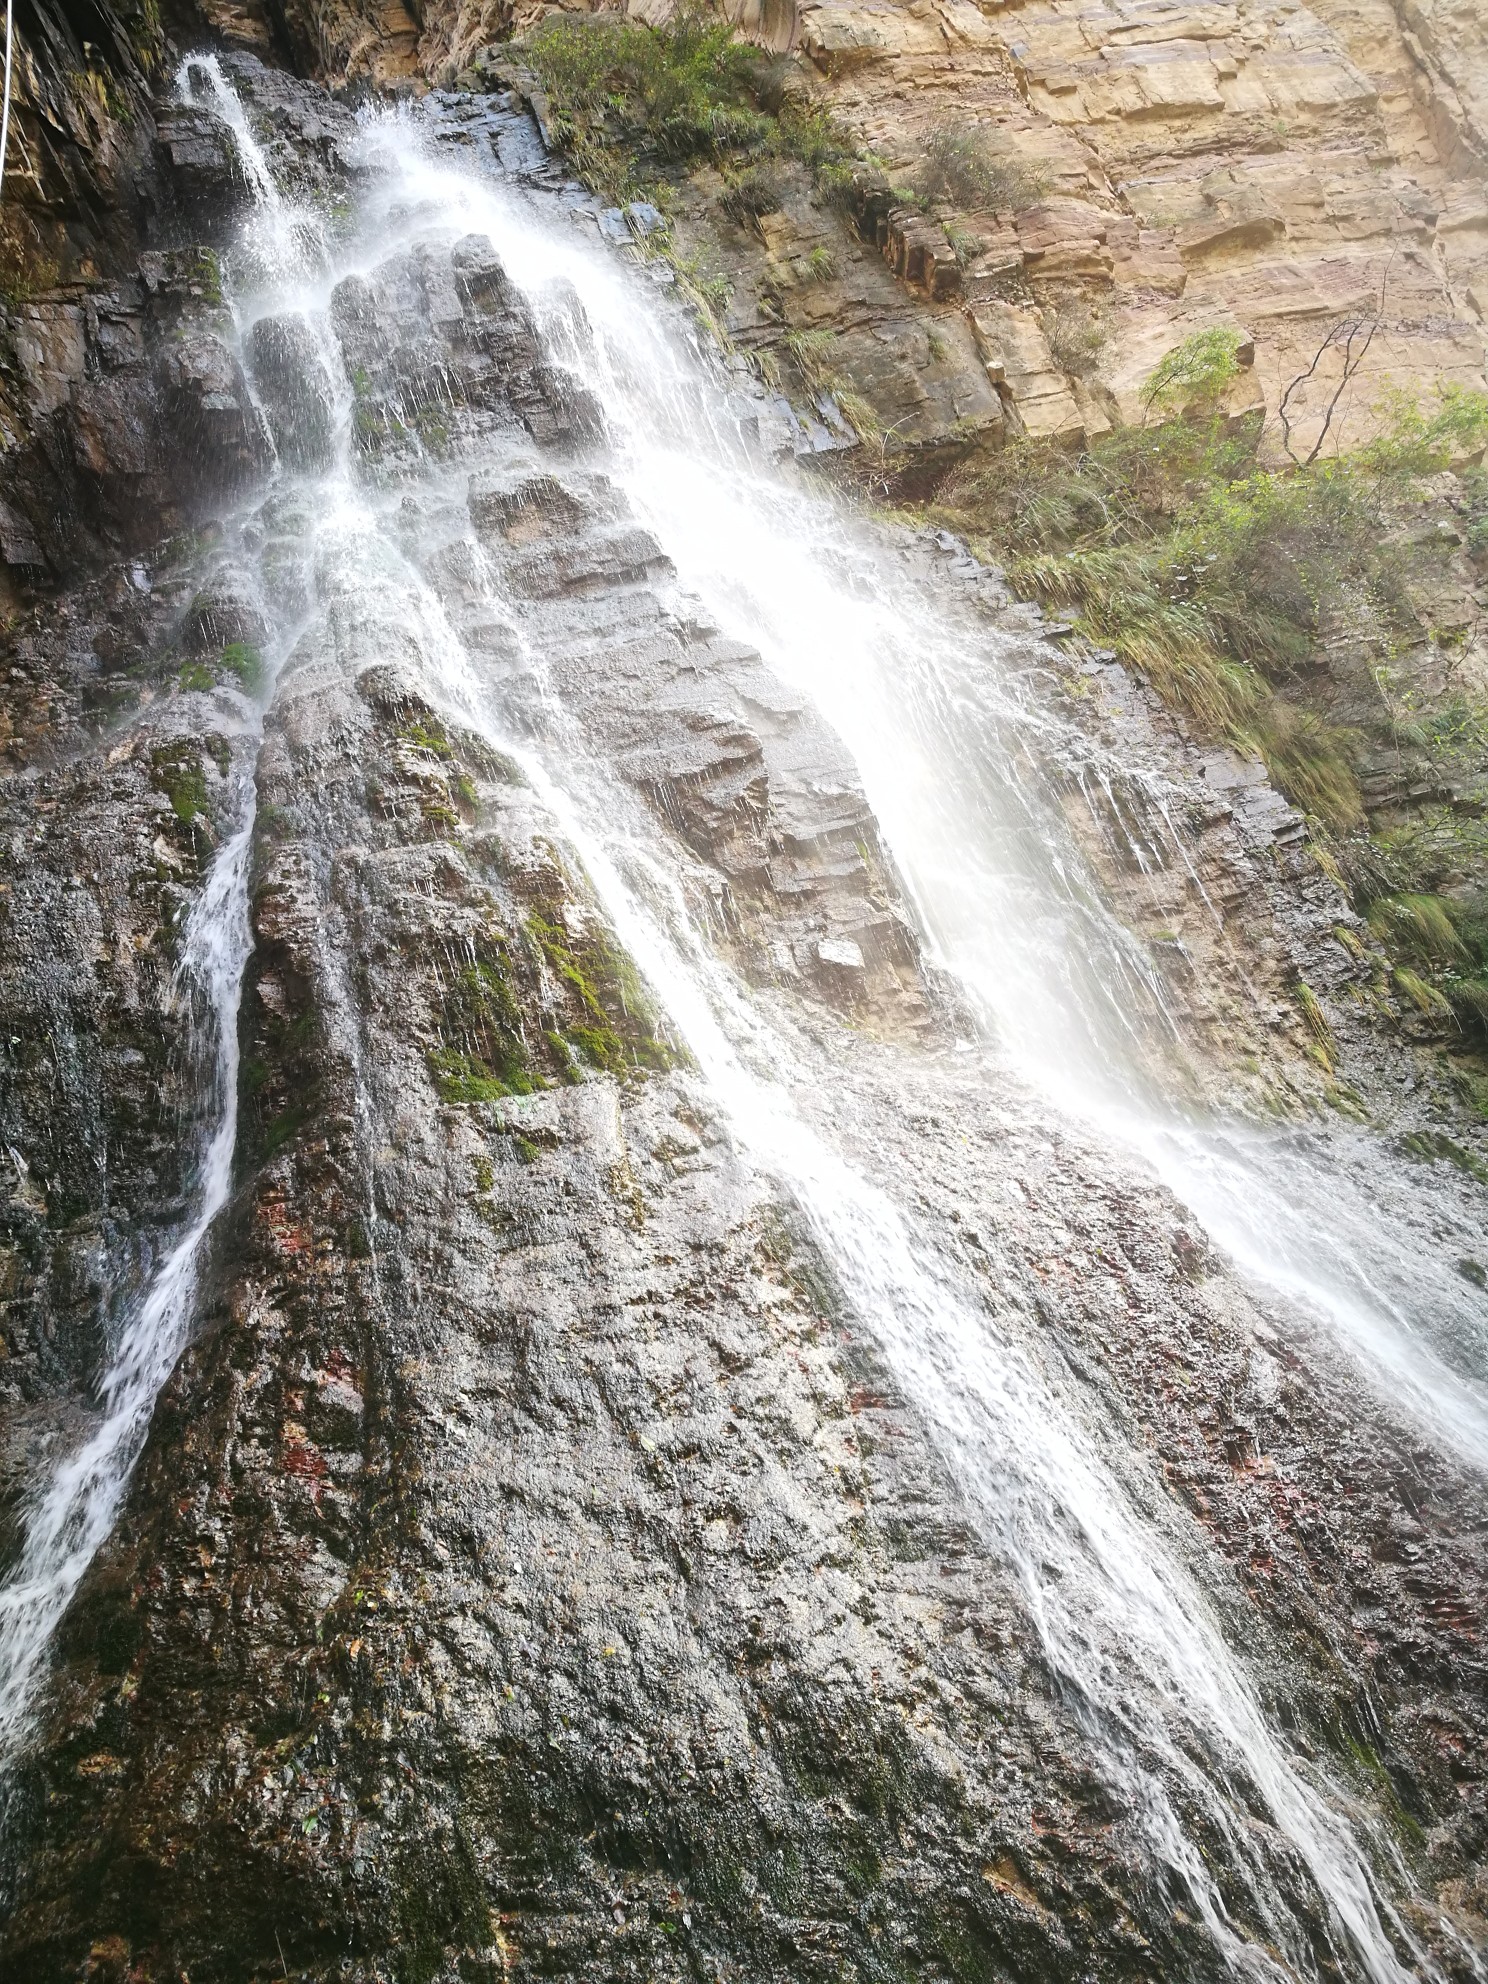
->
(0, 646), (1239, 1984)
(0, 500), (269, 1570)
(0, 30), (1485, 1984)
(811, 1035), (1488, 1956)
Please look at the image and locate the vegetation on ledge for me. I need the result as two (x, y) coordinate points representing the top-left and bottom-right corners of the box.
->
(429, 905), (676, 1106)
(519, 8), (851, 206)
(930, 335), (1488, 830)
(917, 328), (1488, 1062)
(1340, 810), (1488, 1056)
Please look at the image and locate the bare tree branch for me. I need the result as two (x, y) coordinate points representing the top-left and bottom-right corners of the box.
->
(1277, 251), (1396, 466)
(1304, 314), (1379, 464)
(1278, 328), (1337, 465)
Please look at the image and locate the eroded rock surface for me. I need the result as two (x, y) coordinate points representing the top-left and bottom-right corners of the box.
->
(0, 24), (1486, 1984)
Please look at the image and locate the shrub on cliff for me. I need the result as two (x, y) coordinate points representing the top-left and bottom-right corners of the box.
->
(525, 8), (770, 168)
(913, 123), (1050, 215)
(933, 351), (1488, 833)
(520, 9), (852, 200)
(1338, 810), (1488, 1052)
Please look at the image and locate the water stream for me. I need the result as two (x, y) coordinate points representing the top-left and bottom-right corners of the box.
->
(2, 58), (1481, 1982)
(0, 55), (301, 1784)
(0, 810), (254, 1771)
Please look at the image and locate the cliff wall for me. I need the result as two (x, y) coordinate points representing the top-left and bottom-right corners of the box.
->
(0, 11), (1485, 1984)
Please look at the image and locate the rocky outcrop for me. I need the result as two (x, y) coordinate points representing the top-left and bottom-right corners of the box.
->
(0, 528), (1225, 1983)
(784, 0), (1488, 454)
(1, 20), (1487, 1984)
(0, 559), (255, 1551)
(175, 0), (1488, 459)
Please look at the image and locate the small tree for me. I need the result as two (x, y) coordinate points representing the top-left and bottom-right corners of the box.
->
(1141, 326), (1244, 421)
(1277, 314), (1381, 465)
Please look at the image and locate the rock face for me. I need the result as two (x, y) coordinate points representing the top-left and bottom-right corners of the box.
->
(263, 0), (1488, 461)
(0, 11), (373, 1572)
(755, 0), (1488, 456)
(0, 22), (1486, 1984)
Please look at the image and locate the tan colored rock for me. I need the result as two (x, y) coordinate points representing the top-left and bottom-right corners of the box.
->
(878, 207), (964, 297)
(802, 0), (1485, 442)
(1015, 197), (1120, 282)
(1392, 0), (1488, 166)
(285, 0), (1487, 452)
(970, 299), (1087, 436)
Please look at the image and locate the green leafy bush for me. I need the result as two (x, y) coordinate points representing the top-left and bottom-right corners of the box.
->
(520, 10), (854, 200)
(523, 8), (770, 192)
(1143, 326), (1244, 415)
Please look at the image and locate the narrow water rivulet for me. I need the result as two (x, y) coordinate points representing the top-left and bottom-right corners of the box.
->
(2, 52), (1483, 1984)
(0, 54), (295, 1784)
(0, 807), (255, 1769)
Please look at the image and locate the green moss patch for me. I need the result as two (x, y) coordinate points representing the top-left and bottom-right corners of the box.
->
(222, 640), (265, 693)
(431, 946), (539, 1102)
(1395, 1129), (1488, 1186)
(526, 905), (675, 1076)
(427, 899), (676, 1107)
(149, 743), (210, 833)
(399, 714), (455, 760)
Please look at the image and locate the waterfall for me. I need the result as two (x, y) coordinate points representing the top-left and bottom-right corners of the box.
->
(0, 51), (321, 1781)
(0, 814), (254, 1770)
(172, 63), (1469, 1980)
(373, 141), (1488, 1478)
(3, 55), (1473, 1981)
(216, 77), (1438, 1980)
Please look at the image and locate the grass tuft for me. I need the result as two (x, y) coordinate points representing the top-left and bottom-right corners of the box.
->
(913, 124), (1051, 213)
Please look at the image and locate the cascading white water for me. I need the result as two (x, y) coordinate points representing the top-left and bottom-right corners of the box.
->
(513, 229), (1488, 1473)
(349, 110), (1488, 1475)
(0, 813), (254, 1769)
(280, 475), (1420, 1976)
(11, 59), (1466, 1979)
